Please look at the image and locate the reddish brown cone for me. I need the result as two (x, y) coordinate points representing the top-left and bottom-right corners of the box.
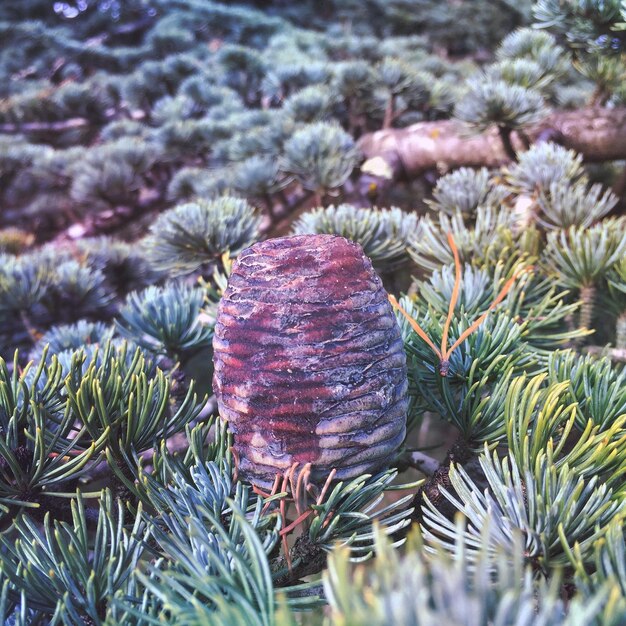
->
(213, 234), (408, 488)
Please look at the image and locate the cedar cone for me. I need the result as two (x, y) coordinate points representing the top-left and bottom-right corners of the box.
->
(213, 234), (408, 488)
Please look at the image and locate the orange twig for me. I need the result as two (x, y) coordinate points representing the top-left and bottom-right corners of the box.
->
(316, 468), (337, 506)
(321, 509), (337, 530)
(252, 485), (272, 498)
(280, 469), (292, 571)
(230, 446), (240, 484)
(260, 473), (283, 516)
(446, 266), (532, 355)
(280, 510), (314, 536)
(294, 463), (312, 517)
(47, 453), (74, 461)
(273, 465), (340, 571)
(388, 233), (531, 376)
(441, 231), (462, 359)
(389, 294), (442, 359)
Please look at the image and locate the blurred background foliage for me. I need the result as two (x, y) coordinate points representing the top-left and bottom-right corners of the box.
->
(1, 0), (626, 624)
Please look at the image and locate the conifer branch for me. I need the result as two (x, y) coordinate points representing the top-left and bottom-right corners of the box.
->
(0, 110), (145, 134)
(359, 107), (626, 181)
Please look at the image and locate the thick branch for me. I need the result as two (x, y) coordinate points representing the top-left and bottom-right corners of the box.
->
(0, 117), (94, 133)
(358, 107), (626, 179)
(0, 109), (145, 134)
(406, 451), (440, 476)
(584, 345), (626, 363)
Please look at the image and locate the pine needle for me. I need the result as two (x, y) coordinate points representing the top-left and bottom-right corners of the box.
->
(441, 232), (462, 359)
(388, 294), (442, 359)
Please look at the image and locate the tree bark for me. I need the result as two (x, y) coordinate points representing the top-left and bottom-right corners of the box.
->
(0, 117), (94, 133)
(358, 107), (626, 180)
(0, 109), (145, 134)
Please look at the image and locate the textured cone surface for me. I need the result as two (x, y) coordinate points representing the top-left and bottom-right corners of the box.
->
(213, 234), (408, 488)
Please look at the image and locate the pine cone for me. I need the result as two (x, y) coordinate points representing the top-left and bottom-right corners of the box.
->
(213, 234), (408, 488)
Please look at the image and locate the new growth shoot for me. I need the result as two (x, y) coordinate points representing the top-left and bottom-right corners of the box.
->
(389, 232), (530, 376)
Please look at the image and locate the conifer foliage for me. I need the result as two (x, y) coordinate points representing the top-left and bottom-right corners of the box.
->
(0, 1), (626, 625)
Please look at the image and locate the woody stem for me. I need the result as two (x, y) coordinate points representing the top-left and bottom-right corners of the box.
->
(616, 311), (626, 350)
(578, 284), (597, 337)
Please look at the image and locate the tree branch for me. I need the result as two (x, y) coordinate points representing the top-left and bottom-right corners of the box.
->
(0, 117), (94, 133)
(584, 345), (626, 363)
(406, 451), (441, 476)
(0, 109), (145, 134)
(358, 107), (626, 181)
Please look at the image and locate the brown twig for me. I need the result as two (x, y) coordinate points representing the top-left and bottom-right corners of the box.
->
(389, 233), (530, 375)
(584, 345), (626, 363)
(404, 451), (441, 477)
(359, 107), (626, 181)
